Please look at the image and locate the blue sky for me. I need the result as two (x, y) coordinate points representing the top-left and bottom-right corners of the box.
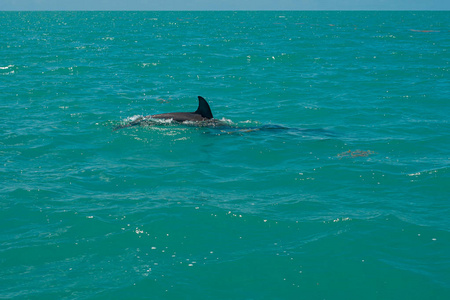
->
(1, 0), (449, 11)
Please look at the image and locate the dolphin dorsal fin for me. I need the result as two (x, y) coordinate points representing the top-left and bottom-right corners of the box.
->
(194, 96), (213, 119)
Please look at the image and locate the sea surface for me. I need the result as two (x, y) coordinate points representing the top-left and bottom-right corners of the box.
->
(1, 11), (449, 299)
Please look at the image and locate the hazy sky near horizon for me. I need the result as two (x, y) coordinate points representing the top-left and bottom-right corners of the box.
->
(1, 0), (449, 11)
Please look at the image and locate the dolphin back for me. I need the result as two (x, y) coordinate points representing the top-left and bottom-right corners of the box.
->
(194, 96), (213, 119)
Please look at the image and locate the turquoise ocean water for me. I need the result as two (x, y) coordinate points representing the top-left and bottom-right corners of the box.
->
(1, 11), (449, 299)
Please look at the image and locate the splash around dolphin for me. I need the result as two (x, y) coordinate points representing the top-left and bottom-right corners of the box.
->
(114, 96), (218, 131)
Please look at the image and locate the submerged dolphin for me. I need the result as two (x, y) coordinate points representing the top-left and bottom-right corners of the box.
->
(114, 96), (215, 130)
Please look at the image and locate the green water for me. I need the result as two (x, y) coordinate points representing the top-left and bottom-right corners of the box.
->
(1, 11), (449, 299)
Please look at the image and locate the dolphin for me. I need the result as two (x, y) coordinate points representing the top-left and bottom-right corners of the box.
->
(113, 96), (214, 130)
(114, 96), (336, 138)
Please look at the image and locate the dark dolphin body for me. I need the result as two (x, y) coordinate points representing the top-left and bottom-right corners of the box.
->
(114, 96), (214, 130)
(150, 96), (213, 122)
